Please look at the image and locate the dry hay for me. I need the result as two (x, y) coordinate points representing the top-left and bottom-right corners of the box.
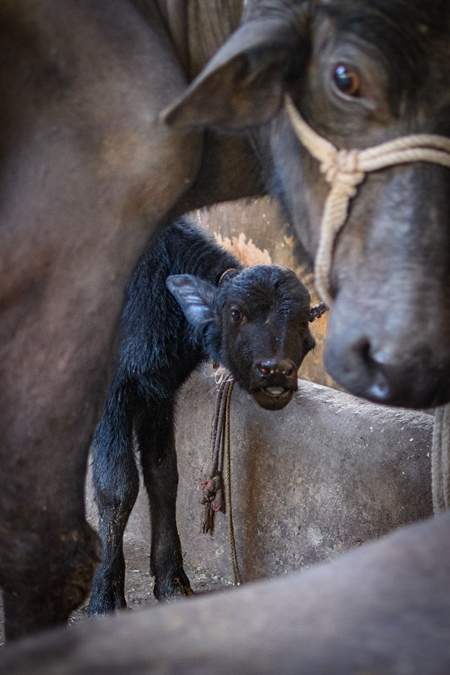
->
(214, 232), (271, 267)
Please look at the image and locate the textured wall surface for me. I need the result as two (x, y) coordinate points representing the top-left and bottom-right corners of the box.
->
(86, 366), (433, 585)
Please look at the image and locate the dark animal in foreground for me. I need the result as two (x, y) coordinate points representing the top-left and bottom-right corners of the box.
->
(3, 513), (450, 675)
(88, 218), (314, 614)
(2, 0), (450, 641)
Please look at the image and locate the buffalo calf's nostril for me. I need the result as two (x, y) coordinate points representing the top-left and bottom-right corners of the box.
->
(255, 359), (296, 378)
(282, 363), (295, 377)
(256, 360), (278, 376)
(257, 362), (273, 376)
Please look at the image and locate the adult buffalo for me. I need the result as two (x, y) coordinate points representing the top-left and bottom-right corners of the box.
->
(0, 0), (256, 641)
(1, 0), (449, 641)
(166, 0), (450, 409)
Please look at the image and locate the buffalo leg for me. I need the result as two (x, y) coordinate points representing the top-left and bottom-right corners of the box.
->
(138, 400), (192, 600)
(1, 526), (99, 639)
(88, 381), (140, 616)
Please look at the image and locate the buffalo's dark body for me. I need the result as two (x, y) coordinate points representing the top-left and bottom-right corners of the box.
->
(2, 513), (450, 675)
(1, 0), (450, 650)
(87, 217), (313, 614)
(0, 0), (256, 640)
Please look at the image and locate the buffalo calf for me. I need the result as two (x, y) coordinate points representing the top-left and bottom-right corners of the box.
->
(88, 218), (314, 614)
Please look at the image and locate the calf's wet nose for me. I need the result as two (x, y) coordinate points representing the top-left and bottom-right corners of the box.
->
(251, 357), (298, 411)
(254, 358), (297, 386)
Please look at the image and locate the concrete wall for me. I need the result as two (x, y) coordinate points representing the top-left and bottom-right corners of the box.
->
(86, 367), (433, 585)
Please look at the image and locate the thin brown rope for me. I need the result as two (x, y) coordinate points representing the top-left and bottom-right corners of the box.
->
(201, 367), (241, 585)
(223, 376), (242, 586)
(200, 373), (227, 534)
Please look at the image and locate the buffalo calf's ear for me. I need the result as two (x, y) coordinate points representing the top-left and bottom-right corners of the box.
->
(161, 11), (310, 131)
(166, 275), (217, 328)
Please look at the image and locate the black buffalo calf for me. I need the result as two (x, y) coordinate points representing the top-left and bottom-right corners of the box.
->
(88, 218), (315, 614)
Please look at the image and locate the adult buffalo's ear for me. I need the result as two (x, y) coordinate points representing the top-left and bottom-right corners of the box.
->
(167, 275), (217, 329)
(162, 9), (310, 131)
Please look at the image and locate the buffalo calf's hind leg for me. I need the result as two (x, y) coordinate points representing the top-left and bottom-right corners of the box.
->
(88, 380), (140, 616)
(138, 400), (193, 600)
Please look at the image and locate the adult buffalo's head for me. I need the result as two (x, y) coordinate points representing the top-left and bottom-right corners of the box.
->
(164, 0), (450, 409)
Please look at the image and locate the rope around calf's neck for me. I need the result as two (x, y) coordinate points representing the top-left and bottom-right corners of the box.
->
(284, 95), (450, 308)
(201, 367), (242, 586)
(222, 377), (241, 586)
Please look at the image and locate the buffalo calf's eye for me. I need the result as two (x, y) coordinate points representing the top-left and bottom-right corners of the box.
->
(230, 308), (242, 324)
(333, 64), (360, 96)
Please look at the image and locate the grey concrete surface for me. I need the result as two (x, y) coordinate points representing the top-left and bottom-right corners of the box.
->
(0, 370), (433, 646)
(86, 366), (433, 586)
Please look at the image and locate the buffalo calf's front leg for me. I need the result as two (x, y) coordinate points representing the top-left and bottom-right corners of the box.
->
(138, 401), (192, 600)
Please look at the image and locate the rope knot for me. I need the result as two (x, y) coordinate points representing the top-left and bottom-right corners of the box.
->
(321, 149), (365, 198)
(285, 93), (450, 307)
(215, 366), (234, 388)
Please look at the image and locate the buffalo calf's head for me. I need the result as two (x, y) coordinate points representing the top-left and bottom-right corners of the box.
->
(167, 266), (315, 411)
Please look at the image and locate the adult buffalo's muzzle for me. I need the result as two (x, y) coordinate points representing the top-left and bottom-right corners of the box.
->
(251, 358), (298, 411)
(315, 152), (450, 410)
(324, 308), (450, 409)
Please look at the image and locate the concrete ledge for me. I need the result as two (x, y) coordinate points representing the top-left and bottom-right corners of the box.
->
(86, 366), (433, 584)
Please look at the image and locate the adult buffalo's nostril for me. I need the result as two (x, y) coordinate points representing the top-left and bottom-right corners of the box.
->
(367, 381), (391, 401)
(326, 299), (450, 408)
(325, 330), (401, 403)
(349, 337), (393, 403)
(362, 340), (402, 402)
(355, 337), (372, 369)
(324, 328), (450, 407)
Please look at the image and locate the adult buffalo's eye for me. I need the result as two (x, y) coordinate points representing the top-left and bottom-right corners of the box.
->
(333, 64), (360, 97)
(230, 307), (242, 324)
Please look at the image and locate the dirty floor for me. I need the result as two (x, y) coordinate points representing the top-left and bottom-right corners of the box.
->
(0, 531), (232, 647)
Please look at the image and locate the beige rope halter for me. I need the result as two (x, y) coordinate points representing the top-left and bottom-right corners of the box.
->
(284, 94), (450, 308)
(285, 94), (450, 516)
